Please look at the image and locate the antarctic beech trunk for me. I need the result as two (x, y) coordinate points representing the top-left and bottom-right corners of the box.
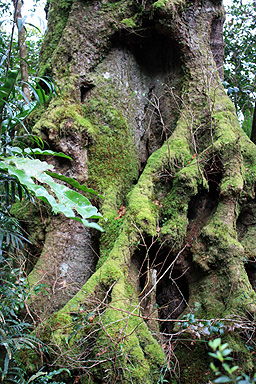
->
(24, 0), (256, 382)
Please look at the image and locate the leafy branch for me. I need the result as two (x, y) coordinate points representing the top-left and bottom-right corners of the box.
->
(209, 338), (256, 384)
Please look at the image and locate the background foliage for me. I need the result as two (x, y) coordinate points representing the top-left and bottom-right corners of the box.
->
(224, 0), (256, 135)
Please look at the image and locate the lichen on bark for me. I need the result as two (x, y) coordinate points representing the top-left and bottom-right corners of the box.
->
(22, 0), (256, 382)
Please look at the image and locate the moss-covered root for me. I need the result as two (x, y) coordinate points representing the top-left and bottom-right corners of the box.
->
(36, 222), (167, 384)
(186, 87), (256, 318)
(31, 120), (201, 381)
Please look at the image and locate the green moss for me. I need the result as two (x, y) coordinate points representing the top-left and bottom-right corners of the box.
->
(175, 340), (212, 384)
(48, 312), (74, 345)
(226, 335), (255, 372)
(85, 79), (138, 196)
(97, 216), (124, 269)
(31, 9), (256, 381)
(213, 89), (240, 143)
(241, 224), (256, 259)
(159, 160), (203, 246)
(128, 190), (158, 235)
(212, 89), (246, 199)
(10, 201), (48, 261)
(40, 216), (165, 382)
(239, 132), (256, 197)
(221, 172), (243, 196)
(39, 0), (73, 76)
(16, 349), (41, 375)
(44, 267), (166, 383)
(189, 272), (228, 317)
(127, 142), (172, 234)
(88, 278), (166, 383)
(153, 0), (184, 11)
(153, 0), (169, 9)
(121, 17), (137, 28)
(125, 103), (207, 240)
(188, 195), (256, 317)
(42, 121), (193, 375)
(80, 375), (97, 384)
(34, 98), (94, 139)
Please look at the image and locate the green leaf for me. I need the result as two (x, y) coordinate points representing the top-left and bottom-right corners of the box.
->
(35, 76), (58, 95)
(23, 147), (72, 159)
(216, 350), (224, 362)
(209, 352), (218, 359)
(27, 371), (48, 384)
(222, 363), (232, 374)
(3, 101), (38, 132)
(230, 366), (239, 373)
(209, 338), (222, 351)
(210, 362), (219, 374)
(46, 171), (103, 197)
(10, 181), (15, 203)
(0, 70), (18, 112)
(0, 156), (103, 231)
(2, 353), (10, 380)
(2, 342), (12, 359)
(219, 343), (229, 352)
(17, 183), (23, 200)
(221, 349), (233, 357)
(214, 376), (232, 383)
(45, 368), (71, 378)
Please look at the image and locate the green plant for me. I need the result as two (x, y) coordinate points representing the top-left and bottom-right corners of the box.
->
(1, 367), (71, 383)
(179, 313), (225, 336)
(0, 3), (103, 381)
(224, 0), (256, 133)
(26, 368), (71, 384)
(0, 51), (102, 233)
(156, 364), (170, 384)
(0, 214), (36, 383)
(209, 338), (256, 384)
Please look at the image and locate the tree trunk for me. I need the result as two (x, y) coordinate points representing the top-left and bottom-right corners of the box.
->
(13, 0), (31, 102)
(23, 0), (256, 382)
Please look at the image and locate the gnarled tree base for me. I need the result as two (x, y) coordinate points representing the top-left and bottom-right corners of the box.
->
(23, 0), (256, 382)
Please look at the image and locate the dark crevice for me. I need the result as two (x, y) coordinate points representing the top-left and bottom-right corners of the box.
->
(122, 30), (181, 77)
(80, 81), (94, 103)
(236, 200), (256, 240)
(54, 154), (73, 168)
(111, 25), (184, 173)
(156, 264), (189, 334)
(245, 263), (256, 292)
(204, 153), (223, 197)
(186, 190), (218, 246)
(137, 138), (150, 178)
(236, 201), (256, 293)
(132, 238), (189, 334)
(188, 191), (218, 222)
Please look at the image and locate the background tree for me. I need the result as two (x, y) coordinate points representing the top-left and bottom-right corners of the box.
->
(12, 0), (31, 101)
(224, 0), (256, 137)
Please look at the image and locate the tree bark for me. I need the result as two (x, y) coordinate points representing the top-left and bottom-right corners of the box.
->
(23, 0), (256, 382)
(13, 0), (31, 102)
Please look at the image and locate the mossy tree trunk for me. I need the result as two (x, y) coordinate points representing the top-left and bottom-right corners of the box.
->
(23, 0), (256, 382)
